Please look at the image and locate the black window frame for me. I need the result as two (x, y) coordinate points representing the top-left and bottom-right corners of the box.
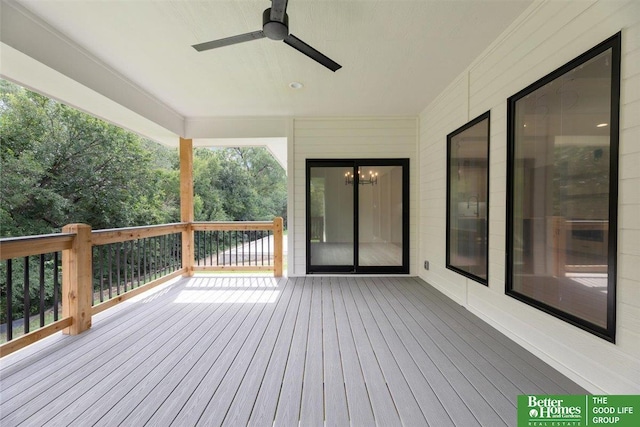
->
(446, 111), (491, 285)
(506, 33), (621, 342)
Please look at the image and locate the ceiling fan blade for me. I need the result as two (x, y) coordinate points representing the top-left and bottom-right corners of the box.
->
(284, 34), (342, 72)
(270, 0), (289, 22)
(192, 30), (265, 52)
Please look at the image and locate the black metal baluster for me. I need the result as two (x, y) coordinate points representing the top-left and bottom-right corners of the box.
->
(124, 241), (128, 293)
(143, 238), (147, 284)
(208, 231), (213, 267)
(222, 232), (226, 266)
(268, 231), (272, 266)
(235, 231), (238, 267)
(196, 231), (200, 266)
(159, 235), (163, 276)
(242, 231), (245, 266)
(23, 256), (30, 334)
(168, 235), (173, 273)
(167, 234), (171, 274)
(162, 234), (167, 275)
(53, 252), (59, 321)
(177, 234), (182, 269)
(216, 231), (219, 266)
(261, 230), (265, 266)
(130, 240), (135, 289)
(172, 234), (176, 272)
(116, 243), (121, 295)
(177, 233), (181, 269)
(154, 237), (158, 280)
(174, 233), (178, 271)
(39, 254), (45, 327)
(6, 259), (13, 342)
(108, 244), (113, 299)
(137, 239), (141, 288)
(99, 246), (104, 303)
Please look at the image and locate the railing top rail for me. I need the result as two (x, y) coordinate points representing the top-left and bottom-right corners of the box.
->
(1, 219), (282, 258)
(92, 222), (188, 246)
(191, 220), (276, 225)
(0, 233), (75, 260)
(191, 221), (277, 231)
(92, 222), (189, 234)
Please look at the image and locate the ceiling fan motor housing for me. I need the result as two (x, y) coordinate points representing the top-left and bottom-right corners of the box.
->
(263, 8), (289, 40)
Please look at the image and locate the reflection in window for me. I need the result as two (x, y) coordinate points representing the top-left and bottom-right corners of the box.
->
(507, 34), (620, 341)
(446, 112), (490, 283)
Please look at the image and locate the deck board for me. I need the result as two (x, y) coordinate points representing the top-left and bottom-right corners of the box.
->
(321, 278), (350, 427)
(329, 277), (376, 426)
(299, 278), (326, 427)
(0, 275), (588, 427)
(272, 276), (312, 426)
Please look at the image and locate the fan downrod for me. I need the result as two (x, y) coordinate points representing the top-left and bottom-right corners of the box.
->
(263, 8), (288, 40)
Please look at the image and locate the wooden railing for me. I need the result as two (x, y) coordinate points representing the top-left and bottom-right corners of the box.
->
(0, 218), (283, 357)
(192, 218), (283, 276)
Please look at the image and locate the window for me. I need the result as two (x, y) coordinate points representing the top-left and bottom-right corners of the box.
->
(446, 112), (490, 284)
(506, 33), (621, 341)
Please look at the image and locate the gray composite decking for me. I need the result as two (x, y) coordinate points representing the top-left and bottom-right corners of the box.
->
(0, 276), (587, 426)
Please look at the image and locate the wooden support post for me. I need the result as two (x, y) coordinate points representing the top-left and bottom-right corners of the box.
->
(180, 137), (195, 276)
(61, 223), (92, 335)
(273, 217), (284, 277)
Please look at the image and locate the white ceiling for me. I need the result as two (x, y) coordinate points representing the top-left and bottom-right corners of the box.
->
(2, 0), (532, 141)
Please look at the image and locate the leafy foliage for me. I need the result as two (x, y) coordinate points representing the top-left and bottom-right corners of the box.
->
(0, 79), (287, 326)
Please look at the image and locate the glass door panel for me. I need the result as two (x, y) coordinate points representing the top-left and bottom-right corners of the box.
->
(307, 159), (408, 274)
(308, 166), (354, 267)
(358, 165), (403, 267)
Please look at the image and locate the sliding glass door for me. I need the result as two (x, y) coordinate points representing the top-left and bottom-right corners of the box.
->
(306, 159), (409, 274)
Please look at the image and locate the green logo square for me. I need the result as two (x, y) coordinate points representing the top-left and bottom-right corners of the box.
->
(518, 395), (640, 427)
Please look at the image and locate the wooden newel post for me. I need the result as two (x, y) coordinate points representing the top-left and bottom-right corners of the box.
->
(62, 223), (93, 335)
(273, 217), (283, 277)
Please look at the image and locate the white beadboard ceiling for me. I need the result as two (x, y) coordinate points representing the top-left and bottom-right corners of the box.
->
(4, 0), (532, 140)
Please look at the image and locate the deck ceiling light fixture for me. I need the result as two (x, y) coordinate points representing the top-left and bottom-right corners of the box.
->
(345, 169), (378, 185)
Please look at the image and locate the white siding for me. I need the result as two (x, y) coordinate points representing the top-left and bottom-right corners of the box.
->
(419, 0), (640, 393)
(291, 118), (418, 276)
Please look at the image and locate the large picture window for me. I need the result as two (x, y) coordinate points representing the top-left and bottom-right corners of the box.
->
(506, 33), (620, 341)
(446, 112), (490, 284)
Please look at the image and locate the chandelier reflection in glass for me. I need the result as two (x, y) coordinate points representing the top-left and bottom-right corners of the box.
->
(345, 169), (378, 185)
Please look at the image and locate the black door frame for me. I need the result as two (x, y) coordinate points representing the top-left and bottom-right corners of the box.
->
(306, 158), (410, 274)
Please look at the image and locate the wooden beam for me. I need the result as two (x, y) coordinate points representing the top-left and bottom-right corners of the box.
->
(192, 265), (274, 272)
(180, 137), (195, 277)
(91, 268), (186, 315)
(0, 317), (73, 358)
(0, 234), (74, 260)
(191, 221), (276, 232)
(62, 223), (92, 335)
(91, 223), (188, 246)
(274, 217), (283, 277)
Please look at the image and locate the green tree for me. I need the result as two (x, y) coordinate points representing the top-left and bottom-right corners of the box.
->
(0, 80), (179, 236)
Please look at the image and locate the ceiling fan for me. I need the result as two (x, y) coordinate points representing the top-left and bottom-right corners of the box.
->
(192, 0), (341, 72)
